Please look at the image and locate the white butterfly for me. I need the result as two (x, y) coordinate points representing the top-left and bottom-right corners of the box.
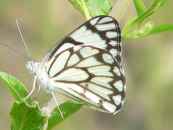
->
(24, 16), (126, 116)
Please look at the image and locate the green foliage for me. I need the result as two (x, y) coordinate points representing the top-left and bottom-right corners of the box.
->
(0, 71), (82, 130)
(0, 71), (29, 102)
(69, 0), (173, 39)
(48, 101), (82, 130)
(69, 0), (112, 19)
(133, 0), (146, 15)
(122, 0), (173, 39)
(0, 0), (173, 130)
(10, 102), (47, 130)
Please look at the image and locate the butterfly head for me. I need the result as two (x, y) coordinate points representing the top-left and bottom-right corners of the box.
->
(26, 61), (41, 75)
(26, 61), (54, 91)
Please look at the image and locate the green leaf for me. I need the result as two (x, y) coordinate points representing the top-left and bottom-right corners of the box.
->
(69, 0), (112, 19)
(132, 0), (167, 25)
(10, 102), (47, 130)
(48, 101), (82, 130)
(133, 0), (146, 15)
(0, 71), (29, 102)
(146, 24), (173, 35)
(123, 23), (173, 39)
(123, 0), (168, 39)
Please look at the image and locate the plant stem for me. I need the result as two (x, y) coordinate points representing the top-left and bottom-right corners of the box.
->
(81, 0), (91, 20)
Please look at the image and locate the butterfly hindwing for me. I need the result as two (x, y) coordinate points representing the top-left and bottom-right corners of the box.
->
(48, 16), (122, 63)
(46, 46), (125, 114)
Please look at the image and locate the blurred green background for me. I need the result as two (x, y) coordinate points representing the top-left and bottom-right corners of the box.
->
(0, 0), (173, 130)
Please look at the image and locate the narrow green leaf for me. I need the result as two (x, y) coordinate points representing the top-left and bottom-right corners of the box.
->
(69, 0), (112, 19)
(133, 0), (146, 15)
(0, 71), (29, 102)
(146, 24), (173, 35)
(122, 0), (168, 39)
(10, 102), (47, 130)
(48, 101), (82, 130)
(123, 23), (173, 39)
(69, 0), (91, 19)
(86, 0), (112, 17)
(132, 0), (167, 24)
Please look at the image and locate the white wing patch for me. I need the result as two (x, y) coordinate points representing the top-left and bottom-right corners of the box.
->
(109, 49), (118, 58)
(91, 77), (113, 89)
(109, 40), (118, 46)
(96, 23), (116, 31)
(86, 83), (113, 100)
(80, 47), (99, 58)
(106, 31), (118, 38)
(71, 28), (107, 49)
(102, 102), (116, 113)
(98, 17), (113, 24)
(84, 91), (101, 104)
(113, 95), (122, 106)
(113, 66), (121, 76)
(53, 68), (89, 82)
(90, 17), (100, 25)
(102, 53), (114, 64)
(88, 66), (113, 77)
(55, 43), (74, 55)
(67, 54), (80, 66)
(113, 80), (123, 92)
(49, 50), (70, 77)
(77, 57), (102, 67)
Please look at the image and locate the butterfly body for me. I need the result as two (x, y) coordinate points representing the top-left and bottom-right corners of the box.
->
(26, 16), (126, 115)
(26, 61), (52, 92)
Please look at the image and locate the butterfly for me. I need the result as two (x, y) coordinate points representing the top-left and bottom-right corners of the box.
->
(26, 16), (126, 115)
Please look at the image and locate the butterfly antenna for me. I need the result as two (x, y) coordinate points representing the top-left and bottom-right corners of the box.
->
(51, 92), (64, 119)
(16, 19), (32, 60)
(24, 76), (37, 100)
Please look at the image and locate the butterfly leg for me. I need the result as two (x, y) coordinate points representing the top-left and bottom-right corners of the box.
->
(24, 76), (37, 99)
(36, 84), (41, 95)
(51, 92), (64, 119)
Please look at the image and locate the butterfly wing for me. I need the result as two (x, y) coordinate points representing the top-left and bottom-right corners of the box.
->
(47, 16), (122, 63)
(46, 46), (125, 114)
(44, 16), (125, 114)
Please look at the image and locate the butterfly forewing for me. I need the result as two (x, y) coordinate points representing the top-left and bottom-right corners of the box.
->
(44, 16), (125, 114)
(48, 16), (122, 63)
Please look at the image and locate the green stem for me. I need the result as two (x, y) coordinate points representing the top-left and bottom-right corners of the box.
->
(81, 0), (91, 20)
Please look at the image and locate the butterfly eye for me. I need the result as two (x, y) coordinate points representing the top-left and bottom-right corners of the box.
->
(26, 61), (33, 73)
(26, 61), (38, 75)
